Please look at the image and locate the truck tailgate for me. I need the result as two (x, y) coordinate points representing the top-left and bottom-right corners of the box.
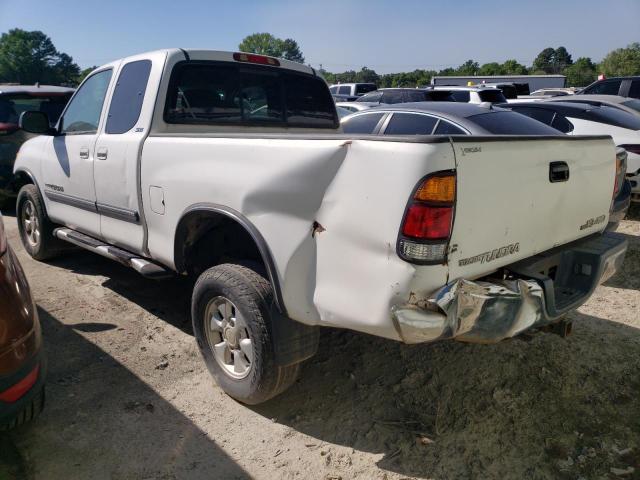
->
(447, 136), (616, 280)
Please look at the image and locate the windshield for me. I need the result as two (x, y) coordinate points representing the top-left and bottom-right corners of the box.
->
(0, 93), (72, 126)
(469, 111), (564, 135)
(621, 99), (640, 114)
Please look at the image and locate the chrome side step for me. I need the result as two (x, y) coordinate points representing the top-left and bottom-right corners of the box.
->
(53, 228), (172, 279)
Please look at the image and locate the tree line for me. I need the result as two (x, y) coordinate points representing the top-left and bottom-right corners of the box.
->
(1, 28), (639, 89)
(320, 44), (640, 88)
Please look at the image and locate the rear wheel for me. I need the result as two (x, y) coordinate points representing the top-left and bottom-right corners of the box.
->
(16, 184), (61, 261)
(192, 263), (300, 404)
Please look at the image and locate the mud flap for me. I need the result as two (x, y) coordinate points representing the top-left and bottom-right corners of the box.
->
(270, 305), (319, 367)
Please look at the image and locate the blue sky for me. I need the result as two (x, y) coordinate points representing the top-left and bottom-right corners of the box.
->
(0, 0), (638, 73)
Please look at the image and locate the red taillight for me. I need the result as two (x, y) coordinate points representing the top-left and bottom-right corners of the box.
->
(398, 171), (456, 264)
(233, 52), (280, 66)
(0, 122), (19, 135)
(402, 205), (453, 239)
(0, 364), (39, 403)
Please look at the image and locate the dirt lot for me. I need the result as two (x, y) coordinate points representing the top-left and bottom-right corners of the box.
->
(0, 206), (639, 480)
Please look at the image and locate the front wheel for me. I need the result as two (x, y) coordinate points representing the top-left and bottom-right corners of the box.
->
(192, 263), (300, 405)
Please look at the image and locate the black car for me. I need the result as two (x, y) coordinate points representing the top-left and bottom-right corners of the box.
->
(341, 102), (562, 135)
(578, 76), (640, 99)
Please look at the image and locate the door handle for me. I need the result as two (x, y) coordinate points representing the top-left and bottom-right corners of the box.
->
(96, 147), (108, 161)
(549, 161), (569, 183)
(79, 147), (90, 159)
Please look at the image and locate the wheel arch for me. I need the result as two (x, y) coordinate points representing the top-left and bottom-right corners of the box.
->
(174, 203), (287, 316)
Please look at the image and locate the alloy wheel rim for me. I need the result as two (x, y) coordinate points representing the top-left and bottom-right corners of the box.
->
(204, 296), (253, 379)
(22, 200), (40, 247)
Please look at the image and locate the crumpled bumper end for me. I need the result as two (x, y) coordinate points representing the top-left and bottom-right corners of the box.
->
(393, 232), (627, 344)
(392, 278), (547, 344)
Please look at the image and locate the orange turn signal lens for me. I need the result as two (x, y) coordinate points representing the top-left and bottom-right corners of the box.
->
(415, 175), (455, 203)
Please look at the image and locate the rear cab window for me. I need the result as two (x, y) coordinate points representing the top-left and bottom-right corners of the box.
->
(164, 62), (337, 128)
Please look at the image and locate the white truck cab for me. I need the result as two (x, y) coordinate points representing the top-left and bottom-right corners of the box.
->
(13, 49), (627, 404)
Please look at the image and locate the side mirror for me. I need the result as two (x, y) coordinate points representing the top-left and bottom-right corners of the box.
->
(19, 111), (54, 135)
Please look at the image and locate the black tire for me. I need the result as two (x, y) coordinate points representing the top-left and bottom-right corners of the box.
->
(0, 387), (45, 431)
(16, 184), (61, 261)
(192, 263), (300, 405)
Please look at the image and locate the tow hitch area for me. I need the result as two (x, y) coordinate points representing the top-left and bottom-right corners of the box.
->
(392, 232), (627, 344)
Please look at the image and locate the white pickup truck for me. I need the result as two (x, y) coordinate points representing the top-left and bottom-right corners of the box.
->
(14, 49), (627, 404)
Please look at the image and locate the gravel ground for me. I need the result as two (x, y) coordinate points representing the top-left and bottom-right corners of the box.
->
(0, 205), (638, 480)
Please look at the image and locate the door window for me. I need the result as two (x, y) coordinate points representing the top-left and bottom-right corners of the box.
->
(384, 113), (438, 135)
(106, 60), (152, 134)
(433, 120), (467, 135)
(584, 80), (621, 95)
(629, 80), (640, 99)
(341, 112), (385, 134)
(338, 86), (351, 95)
(61, 69), (112, 134)
(381, 91), (405, 104)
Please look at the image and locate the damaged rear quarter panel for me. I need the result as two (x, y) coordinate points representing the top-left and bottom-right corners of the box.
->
(312, 139), (455, 340)
(142, 136), (455, 340)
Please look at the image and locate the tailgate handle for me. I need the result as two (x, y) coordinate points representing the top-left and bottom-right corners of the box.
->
(549, 161), (570, 183)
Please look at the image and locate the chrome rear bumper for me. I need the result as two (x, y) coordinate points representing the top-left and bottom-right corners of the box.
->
(392, 232), (627, 344)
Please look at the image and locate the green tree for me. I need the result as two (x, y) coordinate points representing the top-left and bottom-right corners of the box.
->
(532, 47), (556, 73)
(598, 42), (640, 77)
(501, 59), (528, 75)
(77, 66), (98, 84)
(456, 59), (479, 76)
(478, 62), (503, 76)
(0, 29), (56, 83)
(355, 66), (379, 84)
(553, 46), (573, 73)
(238, 33), (305, 63)
(564, 57), (596, 86)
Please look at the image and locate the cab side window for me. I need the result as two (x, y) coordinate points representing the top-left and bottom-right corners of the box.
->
(106, 60), (152, 134)
(61, 69), (112, 134)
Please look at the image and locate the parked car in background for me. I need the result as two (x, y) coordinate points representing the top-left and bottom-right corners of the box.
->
(354, 88), (447, 106)
(329, 82), (377, 101)
(530, 88), (577, 97)
(428, 85), (508, 104)
(14, 49), (627, 405)
(341, 102), (563, 135)
(0, 85), (74, 207)
(577, 76), (640, 99)
(335, 101), (371, 113)
(503, 101), (639, 205)
(336, 106), (353, 118)
(0, 212), (45, 430)
(545, 94), (640, 116)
